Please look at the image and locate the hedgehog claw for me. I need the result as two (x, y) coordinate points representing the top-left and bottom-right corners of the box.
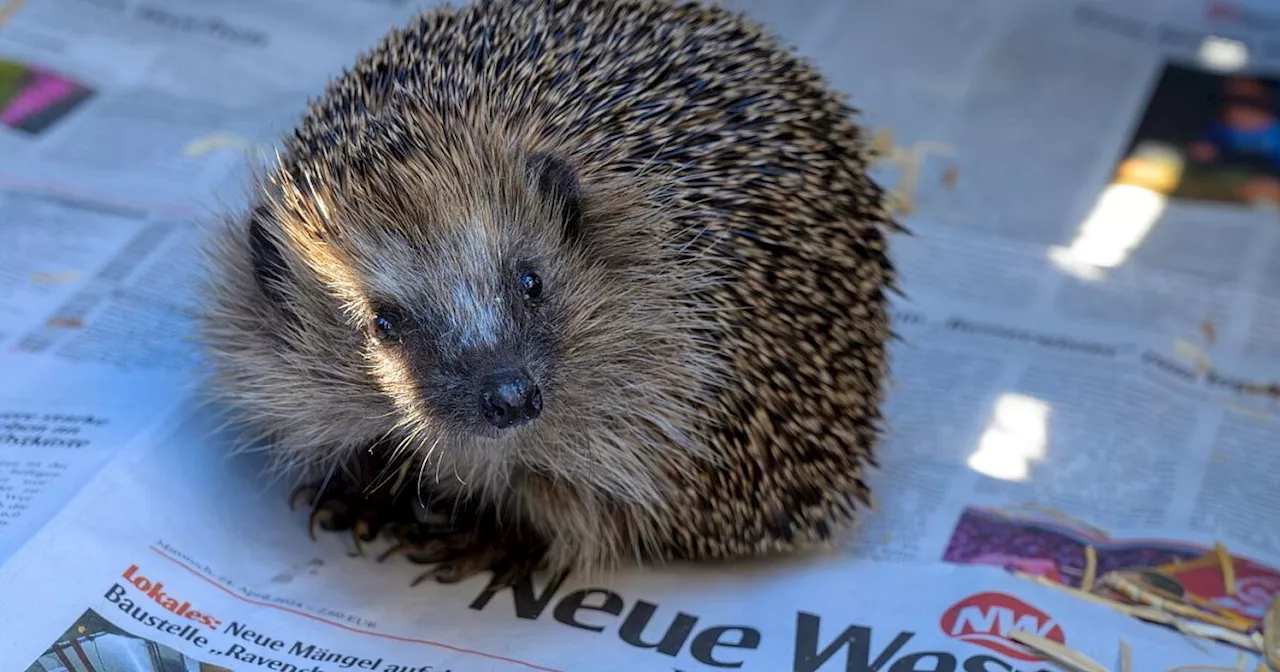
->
(288, 473), (546, 589)
(348, 513), (387, 557)
(294, 477), (401, 550)
(308, 509), (328, 542)
(307, 496), (355, 541)
(402, 540), (458, 565)
(406, 539), (508, 586)
(349, 525), (365, 558)
(289, 484), (318, 512)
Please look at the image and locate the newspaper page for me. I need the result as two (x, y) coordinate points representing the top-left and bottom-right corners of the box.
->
(0, 403), (1260, 672)
(1, 0), (1278, 669)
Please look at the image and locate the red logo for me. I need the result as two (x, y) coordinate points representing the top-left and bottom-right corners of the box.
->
(939, 592), (1065, 662)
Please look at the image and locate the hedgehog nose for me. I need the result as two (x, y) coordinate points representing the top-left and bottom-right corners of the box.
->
(479, 370), (542, 429)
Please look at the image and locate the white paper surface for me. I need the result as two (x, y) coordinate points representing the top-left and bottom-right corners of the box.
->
(1, 0), (1278, 670)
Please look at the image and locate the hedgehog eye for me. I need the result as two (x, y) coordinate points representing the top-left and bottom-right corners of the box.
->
(368, 307), (401, 342)
(374, 314), (396, 339)
(519, 270), (542, 301)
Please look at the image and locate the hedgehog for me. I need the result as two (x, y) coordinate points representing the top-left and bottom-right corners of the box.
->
(196, 0), (903, 589)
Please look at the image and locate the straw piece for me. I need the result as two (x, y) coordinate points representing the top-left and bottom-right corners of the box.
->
(1174, 338), (1215, 376)
(1012, 572), (1263, 652)
(1264, 596), (1278, 670)
(1014, 571), (1118, 608)
(1135, 605), (1259, 651)
(1214, 543), (1237, 596)
(1103, 572), (1253, 633)
(1083, 545), (1099, 592)
(1007, 629), (1107, 672)
(1011, 572), (1272, 671)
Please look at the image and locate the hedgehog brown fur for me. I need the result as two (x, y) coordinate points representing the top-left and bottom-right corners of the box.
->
(197, 0), (903, 588)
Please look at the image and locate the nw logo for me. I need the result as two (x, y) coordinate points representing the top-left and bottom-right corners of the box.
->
(938, 592), (1065, 662)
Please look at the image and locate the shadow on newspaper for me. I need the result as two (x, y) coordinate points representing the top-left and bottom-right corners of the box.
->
(1114, 60), (1280, 207)
(24, 607), (230, 672)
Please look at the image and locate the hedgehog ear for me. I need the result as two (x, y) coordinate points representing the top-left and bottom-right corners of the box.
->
(247, 206), (293, 306)
(526, 150), (584, 245)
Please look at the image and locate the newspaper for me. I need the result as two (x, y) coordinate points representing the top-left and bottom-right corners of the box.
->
(1, 0), (1278, 669)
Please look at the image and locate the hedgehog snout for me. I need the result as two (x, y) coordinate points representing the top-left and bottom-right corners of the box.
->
(478, 369), (542, 429)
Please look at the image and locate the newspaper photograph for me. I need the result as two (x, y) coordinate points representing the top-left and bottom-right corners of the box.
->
(2, 0), (1279, 670)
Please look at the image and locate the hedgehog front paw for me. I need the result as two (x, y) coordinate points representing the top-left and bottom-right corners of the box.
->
(289, 471), (548, 588)
(289, 480), (407, 557)
(379, 518), (549, 588)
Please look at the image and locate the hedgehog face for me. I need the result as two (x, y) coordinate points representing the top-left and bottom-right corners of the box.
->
(361, 231), (570, 439)
(368, 265), (549, 432)
(327, 150), (587, 443)
(236, 141), (722, 502)
(362, 262), (555, 436)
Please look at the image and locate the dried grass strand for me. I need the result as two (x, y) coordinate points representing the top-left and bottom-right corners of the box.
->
(1103, 572), (1254, 633)
(1264, 596), (1278, 671)
(1012, 572), (1265, 654)
(1008, 629), (1107, 672)
(1083, 544), (1099, 592)
(1214, 542), (1237, 596)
